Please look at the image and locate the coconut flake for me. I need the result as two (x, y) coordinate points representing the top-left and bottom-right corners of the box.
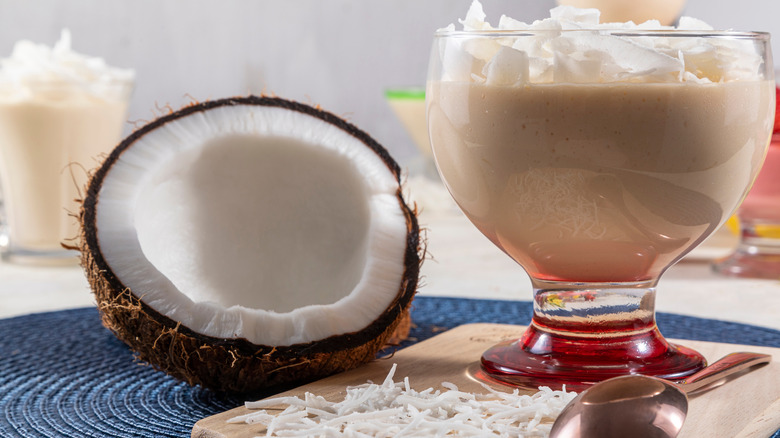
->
(229, 364), (576, 437)
(441, 0), (766, 84)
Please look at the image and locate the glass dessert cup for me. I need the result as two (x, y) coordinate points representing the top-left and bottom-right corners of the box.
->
(714, 132), (780, 279)
(0, 78), (133, 265)
(426, 29), (774, 390)
(384, 88), (439, 179)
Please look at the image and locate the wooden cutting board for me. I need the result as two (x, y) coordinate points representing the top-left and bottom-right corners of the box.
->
(192, 323), (780, 438)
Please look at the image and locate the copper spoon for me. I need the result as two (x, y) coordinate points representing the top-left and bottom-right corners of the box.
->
(549, 352), (772, 438)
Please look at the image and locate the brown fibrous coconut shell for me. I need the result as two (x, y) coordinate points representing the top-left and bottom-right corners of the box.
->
(79, 96), (422, 394)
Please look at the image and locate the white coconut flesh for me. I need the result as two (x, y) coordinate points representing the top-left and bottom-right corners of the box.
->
(95, 104), (408, 347)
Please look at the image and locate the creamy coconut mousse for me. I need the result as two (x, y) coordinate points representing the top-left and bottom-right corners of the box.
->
(428, 2), (774, 283)
(427, 0), (773, 390)
(0, 30), (133, 262)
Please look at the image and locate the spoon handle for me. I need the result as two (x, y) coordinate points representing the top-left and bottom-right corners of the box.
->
(681, 352), (771, 394)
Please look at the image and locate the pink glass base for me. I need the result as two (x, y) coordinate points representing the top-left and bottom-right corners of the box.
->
(714, 250), (780, 279)
(714, 233), (780, 279)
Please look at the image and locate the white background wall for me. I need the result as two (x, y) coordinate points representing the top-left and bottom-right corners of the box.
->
(1, 0), (779, 165)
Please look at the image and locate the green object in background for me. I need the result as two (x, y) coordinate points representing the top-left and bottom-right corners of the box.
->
(384, 86), (433, 165)
(385, 88), (425, 100)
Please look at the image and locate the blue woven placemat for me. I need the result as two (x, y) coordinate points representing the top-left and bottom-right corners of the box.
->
(1, 296), (779, 438)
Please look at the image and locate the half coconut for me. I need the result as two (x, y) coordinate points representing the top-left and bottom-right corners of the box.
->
(80, 96), (421, 393)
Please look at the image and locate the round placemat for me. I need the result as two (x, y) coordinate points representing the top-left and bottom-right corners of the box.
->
(1, 296), (779, 438)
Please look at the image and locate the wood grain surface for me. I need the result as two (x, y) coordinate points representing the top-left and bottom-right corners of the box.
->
(193, 323), (780, 438)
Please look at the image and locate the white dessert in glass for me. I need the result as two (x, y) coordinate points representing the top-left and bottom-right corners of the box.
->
(0, 30), (134, 264)
(427, 1), (774, 389)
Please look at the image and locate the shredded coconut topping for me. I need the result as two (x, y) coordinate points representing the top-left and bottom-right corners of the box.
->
(439, 0), (765, 84)
(0, 29), (134, 101)
(229, 364), (576, 437)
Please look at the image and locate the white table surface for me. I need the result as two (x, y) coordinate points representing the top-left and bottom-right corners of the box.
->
(1, 176), (778, 332)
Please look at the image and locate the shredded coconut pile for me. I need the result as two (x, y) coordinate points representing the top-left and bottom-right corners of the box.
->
(229, 364), (576, 437)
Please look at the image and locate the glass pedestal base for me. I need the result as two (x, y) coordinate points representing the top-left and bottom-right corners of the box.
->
(714, 228), (780, 279)
(0, 246), (80, 266)
(714, 251), (780, 279)
(479, 323), (706, 391)
(476, 281), (707, 391)
(714, 245), (780, 279)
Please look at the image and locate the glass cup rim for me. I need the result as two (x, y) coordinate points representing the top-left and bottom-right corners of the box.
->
(0, 78), (135, 102)
(434, 28), (771, 40)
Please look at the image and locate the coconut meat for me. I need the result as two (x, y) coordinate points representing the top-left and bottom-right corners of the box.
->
(95, 104), (408, 346)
